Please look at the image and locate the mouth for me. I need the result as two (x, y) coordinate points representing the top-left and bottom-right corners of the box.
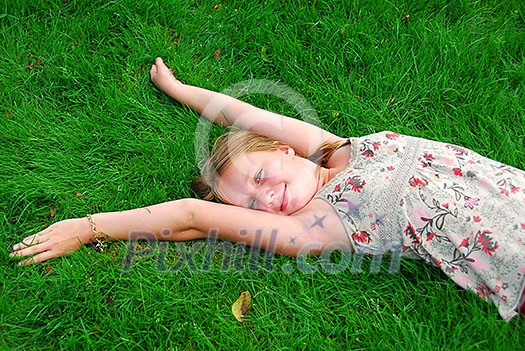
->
(280, 184), (288, 212)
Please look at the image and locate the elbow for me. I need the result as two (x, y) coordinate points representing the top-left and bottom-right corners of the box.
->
(175, 198), (198, 230)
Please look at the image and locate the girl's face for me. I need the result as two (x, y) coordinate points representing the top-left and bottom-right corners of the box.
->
(217, 148), (321, 215)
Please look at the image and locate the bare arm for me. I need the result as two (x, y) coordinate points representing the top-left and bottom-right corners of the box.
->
(150, 57), (344, 157)
(11, 198), (348, 264)
(10, 199), (205, 265)
(190, 199), (349, 257)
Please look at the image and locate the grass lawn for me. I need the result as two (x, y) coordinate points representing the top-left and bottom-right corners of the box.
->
(1, 0), (524, 350)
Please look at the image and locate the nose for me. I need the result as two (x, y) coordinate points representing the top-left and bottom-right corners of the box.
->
(257, 186), (275, 209)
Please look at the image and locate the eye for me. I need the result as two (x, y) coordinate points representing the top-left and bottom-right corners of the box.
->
(249, 199), (256, 209)
(255, 169), (263, 184)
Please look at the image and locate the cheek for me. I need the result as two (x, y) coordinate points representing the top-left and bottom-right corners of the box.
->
(274, 158), (285, 173)
(266, 161), (285, 182)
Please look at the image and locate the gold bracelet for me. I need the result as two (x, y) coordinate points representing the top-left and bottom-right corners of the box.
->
(86, 214), (108, 253)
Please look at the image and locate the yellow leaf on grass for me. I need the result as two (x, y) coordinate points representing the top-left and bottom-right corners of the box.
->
(231, 291), (251, 322)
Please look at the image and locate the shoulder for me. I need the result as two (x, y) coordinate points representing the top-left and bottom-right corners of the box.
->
(325, 138), (352, 172)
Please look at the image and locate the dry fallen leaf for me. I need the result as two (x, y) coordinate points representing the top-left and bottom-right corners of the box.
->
(25, 57), (44, 70)
(50, 204), (56, 218)
(340, 19), (359, 34)
(231, 291), (251, 322)
(387, 95), (396, 106)
(213, 48), (221, 59)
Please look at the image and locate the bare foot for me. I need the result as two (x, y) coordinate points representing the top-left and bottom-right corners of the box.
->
(150, 57), (181, 91)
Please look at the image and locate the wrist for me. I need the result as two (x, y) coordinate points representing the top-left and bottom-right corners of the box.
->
(86, 214), (109, 252)
(160, 76), (184, 98)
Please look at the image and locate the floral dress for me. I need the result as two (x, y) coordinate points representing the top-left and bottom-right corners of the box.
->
(315, 131), (525, 321)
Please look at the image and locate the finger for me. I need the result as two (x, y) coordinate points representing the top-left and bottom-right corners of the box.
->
(14, 234), (38, 248)
(12, 236), (47, 252)
(10, 243), (45, 258)
(18, 257), (36, 266)
(12, 230), (51, 250)
(19, 250), (58, 266)
(27, 233), (49, 246)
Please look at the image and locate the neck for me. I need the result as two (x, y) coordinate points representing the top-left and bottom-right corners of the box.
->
(316, 166), (332, 190)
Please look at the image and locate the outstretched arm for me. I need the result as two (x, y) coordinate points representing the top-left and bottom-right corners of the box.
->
(10, 198), (345, 265)
(10, 199), (205, 265)
(150, 57), (344, 157)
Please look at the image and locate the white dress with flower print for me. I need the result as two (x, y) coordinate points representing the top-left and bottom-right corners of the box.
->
(315, 131), (525, 321)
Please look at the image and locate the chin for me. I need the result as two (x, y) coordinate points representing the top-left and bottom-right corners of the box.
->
(288, 198), (310, 215)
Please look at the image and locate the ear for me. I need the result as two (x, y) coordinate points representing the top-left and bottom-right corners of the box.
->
(279, 147), (295, 157)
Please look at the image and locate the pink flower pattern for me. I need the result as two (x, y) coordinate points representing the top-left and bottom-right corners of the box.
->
(317, 131), (525, 321)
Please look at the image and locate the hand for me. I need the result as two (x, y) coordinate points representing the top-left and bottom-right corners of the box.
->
(10, 218), (93, 265)
(150, 57), (182, 92)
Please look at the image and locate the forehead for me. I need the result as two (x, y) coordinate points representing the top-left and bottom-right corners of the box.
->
(226, 150), (278, 175)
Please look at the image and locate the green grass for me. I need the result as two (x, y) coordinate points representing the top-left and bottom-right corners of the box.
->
(1, 0), (524, 350)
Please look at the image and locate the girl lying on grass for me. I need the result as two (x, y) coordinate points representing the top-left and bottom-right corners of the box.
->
(11, 57), (525, 321)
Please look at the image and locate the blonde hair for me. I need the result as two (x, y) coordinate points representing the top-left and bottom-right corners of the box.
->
(191, 130), (346, 203)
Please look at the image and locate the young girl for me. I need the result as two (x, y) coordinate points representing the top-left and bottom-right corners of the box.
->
(10, 58), (525, 321)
